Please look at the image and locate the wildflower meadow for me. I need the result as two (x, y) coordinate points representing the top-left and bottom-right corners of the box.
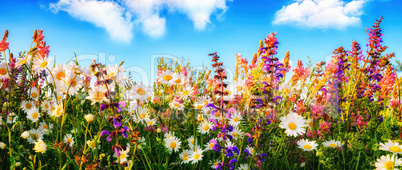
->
(1, 17), (402, 170)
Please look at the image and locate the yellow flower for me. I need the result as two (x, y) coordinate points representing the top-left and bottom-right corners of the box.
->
(33, 138), (47, 154)
(85, 114), (95, 123)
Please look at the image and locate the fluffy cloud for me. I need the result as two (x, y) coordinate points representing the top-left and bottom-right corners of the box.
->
(50, 0), (134, 42)
(50, 0), (231, 42)
(273, 0), (367, 29)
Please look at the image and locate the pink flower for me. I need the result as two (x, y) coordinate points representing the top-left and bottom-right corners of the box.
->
(0, 40), (9, 52)
(292, 60), (310, 81)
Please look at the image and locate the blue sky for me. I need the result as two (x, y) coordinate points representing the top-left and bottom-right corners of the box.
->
(0, 0), (401, 82)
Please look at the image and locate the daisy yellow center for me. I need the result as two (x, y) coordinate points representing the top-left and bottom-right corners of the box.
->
(119, 153), (126, 159)
(182, 90), (189, 96)
(288, 123), (297, 130)
(329, 143), (337, 147)
(108, 72), (115, 77)
(68, 79), (77, 87)
(148, 121), (153, 126)
(9, 117), (13, 121)
(137, 88), (146, 95)
(224, 90), (231, 95)
(50, 106), (55, 111)
(170, 142), (177, 149)
(174, 103), (182, 108)
(202, 101), (208, 106)
(191, 139), (194, 145)
(31, 92), (38, 98)
(56, 72), (65, 81)
(304, 144), (312, 150)
(0, 68), (7, 75)
(67, 138), (72, 144)
(40, 61), (48, 68)
(196, 105), (203, 109)
(25, 103), (32, 109)
(182, 156), (188, 161)
(20, 59), (27, 65)
(43, 125), (49, 129)
(251, 149), (254, 154)
(390, 146), (402, 153)
(139, 113), (146, 119)
(213, 162), (218, 166)
(163, 75), (172, 81)
(194, 154), (200, 160)
(94, 91), (104, 101)
(384, 161), (393, 169)
(44, 104), (49, 109)
(234, 117), (239, 122)
(209, 143), (215, 148)
(55, 107), (63, 116)
(237, 86), (243, 91)
(233, 133), (238, 137)
(184, 153), (188, 157)
(203, 125), (209, 131)
(175, 78), (181, 84)
(33, 133), (39, 139)
(32, 112), (39, 119)
(215, 112), (221, 117)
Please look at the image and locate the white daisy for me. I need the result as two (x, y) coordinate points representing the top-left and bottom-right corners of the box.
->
(63, 71), (83, 94)
(179, 149), (192, 164)
(21, 100), (34, 112)
(29, 87), (39, 99)
(6, 114), (17, 124)
(188, 136), (195, 148)
(130, 82), (151, 101)
(63, 134), (75, 147)
(158, 70), (174, 84)
(114, 144), (130, 163)
(297, 139), (318, 151)
(39, 122), (53, 135)
(170, 73), (185, 85)
(32, 57), (53, 74)
(230, 126), (244, 140)
(198, 120), (213, 134)
(169, 100), (184, 111)
(204, 138), (218, 151)
(322, 140), (341, 148)
(209, 159), (221, 169)
(50, 64), (66, 83)
(27, 107), (41, 123)
(375, 154), (402, 170)
(146, 118), (156, 126)
(164, 131), (175, 140)
(0, 62), (9, 79)
(27, 129), (44, 144)
(132, 107), (150, 123)
(279, 113), (307, 137)
(40, 100), (51, 114)
(380, 140), (402, 154)
(189, 149), (204, 164)
(165, 136), (181, 153)
(178, 85), (193, 99)
(50, 104), (64, 118)
(85, 86), (108, 105)
(229, 111), (243, 127)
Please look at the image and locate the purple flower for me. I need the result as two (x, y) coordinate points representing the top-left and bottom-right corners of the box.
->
(121, 126), (129, 138)
(113, 118), (122, 129)
(100, 130), (112, 142)
(229, 159), (238, 170)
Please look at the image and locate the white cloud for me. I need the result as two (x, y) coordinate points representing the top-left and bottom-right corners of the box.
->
(273, 0), (367, 29)
(50, 0), (231, 42)
(50, 0), (134, 42)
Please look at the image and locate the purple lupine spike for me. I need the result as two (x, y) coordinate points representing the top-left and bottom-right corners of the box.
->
(113, 118), (122, 129)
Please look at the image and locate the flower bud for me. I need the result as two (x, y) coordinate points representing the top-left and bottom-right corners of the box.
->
(0, 142), (6, 149)
(21, 131), (30, 139)
(85, 114), (94, 122)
